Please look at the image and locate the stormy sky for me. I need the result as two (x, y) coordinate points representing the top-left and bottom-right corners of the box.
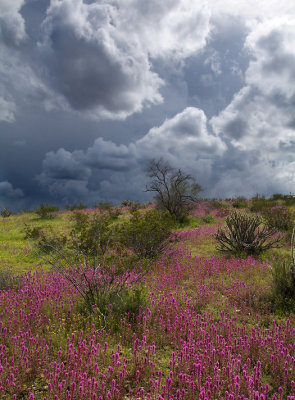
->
(1, 0), (295, 211)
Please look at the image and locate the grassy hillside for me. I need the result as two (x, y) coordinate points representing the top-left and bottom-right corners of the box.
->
(0, 200), (294, 399)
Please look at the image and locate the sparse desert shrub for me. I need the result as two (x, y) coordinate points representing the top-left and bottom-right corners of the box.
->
(1, 207), (13, 217)
(29, 211), (145, 315)
(24, 224), (43, 240)
(119, 209), (174, 259)
(107, 206), (122, 220)
(249, 195), (272, 212)
(35, 203), (60, 219)
(70, 212), (114, 257)
(121, 199), (133, 207)
(262, 206), (294, 232)
(271, 227), (295, 312)
(201, 215), (216, 224)
(26, 226), (67, 254)
(232, 196), (248, 209)
(66, 202), (87, 210)
(95, 201), (113, 211)
(214, 211), (282, 256)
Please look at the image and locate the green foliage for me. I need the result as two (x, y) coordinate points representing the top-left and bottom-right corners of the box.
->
(66, 202), (87, 211)
(119, 209), (174, 259)
(121, 199), (133, 207)
(70, 211), (113, 257)
(95, 201), (113, 211)
(1, 208), (13, 218)
(271, 227), (295, 312)
(77, 285), (147, 330)
(249, 195), (273, 212)
(209, 199), (226, 210)
(35, 203), (60, 219)
(232, 196), (248, 209)
(201, 215), (216, 224)
(25, 224), (67, 254)
(107, 207), (122, 220)
(262, 206), (294, 232)
(214, 211), (282, 256)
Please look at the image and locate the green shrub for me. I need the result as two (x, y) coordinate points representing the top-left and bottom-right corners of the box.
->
(95, 201), (113, 211)
(70, 212), (114, 257)
(107, 207), (122, 220)
(262, 206), (294, 232)
(35, 203), (60, 219)
(29, 228), (67, 254)
(271, 227), (295, 312)
(1, 208), (13, 218)
(249, 195), (272, 212)
(201, 215), (216, 224)
(232, 196), (248, 209)
(66, 202), (87, 211)
(119, 209), (174, 259)
(77, 285), (147, 331)
(214, 211), (282, 256)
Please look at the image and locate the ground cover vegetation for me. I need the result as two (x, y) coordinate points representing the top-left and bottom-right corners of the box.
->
(0, 191), (295, 400)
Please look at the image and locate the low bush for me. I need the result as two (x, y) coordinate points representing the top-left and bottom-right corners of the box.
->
(119, 209), (174, 259)
(201, 215), (216, 224)
(66, 202), (87, 211)
(232, 196), (248, 209)
(1, 207), (13, 217)
(271, 227), (295, 312)
(25, 225), (67, 254)
(70, 211), (114, 257)
(249, 195), (273, 212)
(77, 285), (147, 331)
(35, 203), (60, 219)
(214, 211), (282, 256)
(262, 206), (294, 232)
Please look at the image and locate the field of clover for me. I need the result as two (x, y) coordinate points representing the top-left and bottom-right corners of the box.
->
(0, 198), (295, 400)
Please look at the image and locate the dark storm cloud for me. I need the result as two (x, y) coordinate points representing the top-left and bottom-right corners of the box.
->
(1, 1), (295, 210)
(0, 181), (23, 200)
(40, 148), (91, 181)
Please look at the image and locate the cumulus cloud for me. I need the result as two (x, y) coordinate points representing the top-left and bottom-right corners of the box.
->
(119, 0), (211, 60)
(36, 0), (212, 119)
(0, 0), (26, 46)
(37, 107), (227, 202)
(38, 0), (164, 119)
(0, 181), (24, 200)
(211, 18), (295, 155)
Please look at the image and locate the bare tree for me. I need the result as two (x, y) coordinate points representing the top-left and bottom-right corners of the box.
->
(145, 158), (202, 221)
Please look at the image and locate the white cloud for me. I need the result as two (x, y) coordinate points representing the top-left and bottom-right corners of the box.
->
(211, 18), (295, 154)
(0, 0), (26, 46)
(0, 97), (16, 122)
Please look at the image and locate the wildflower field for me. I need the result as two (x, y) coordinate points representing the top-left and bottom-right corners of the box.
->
(0, 200), (295, 400)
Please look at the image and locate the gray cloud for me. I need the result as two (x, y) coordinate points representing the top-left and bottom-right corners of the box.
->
(211, 18), (295, 155)
(37, 107), (227, 203)
(0, 181), (24, 210)
(0, 0), (26, 47)
(0, 97), (16, 122)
